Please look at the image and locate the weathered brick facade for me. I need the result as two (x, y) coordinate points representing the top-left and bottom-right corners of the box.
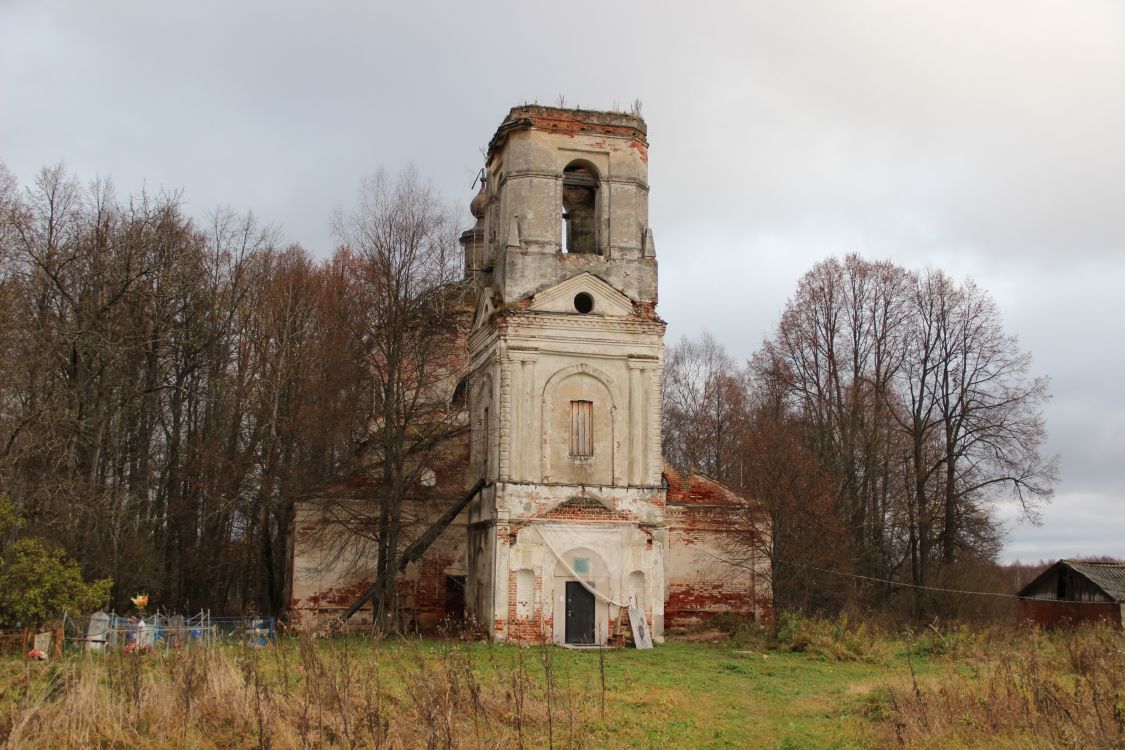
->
(285, 106), (772, 640)
(664, 463), (773, 628)
(286, 430), (472, 632)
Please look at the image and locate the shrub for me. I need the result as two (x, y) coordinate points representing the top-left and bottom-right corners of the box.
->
(706, 611), (745, 635)
(0, 495), (112, 626)
(771, 611), (889, 663)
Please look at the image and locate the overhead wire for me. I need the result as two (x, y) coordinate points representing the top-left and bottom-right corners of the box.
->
(692, 546), (1114, 604)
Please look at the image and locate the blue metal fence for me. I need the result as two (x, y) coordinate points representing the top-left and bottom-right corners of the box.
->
(61, 611), (276, 652)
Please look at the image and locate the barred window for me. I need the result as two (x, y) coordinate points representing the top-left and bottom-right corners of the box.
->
(570, 400), (593, 457)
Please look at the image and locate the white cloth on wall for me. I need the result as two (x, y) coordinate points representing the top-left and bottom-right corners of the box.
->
(534, 525), (631, 607)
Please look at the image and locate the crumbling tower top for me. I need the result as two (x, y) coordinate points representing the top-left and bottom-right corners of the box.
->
(487, 105), (648, 162)
(462, 104), (657, 306)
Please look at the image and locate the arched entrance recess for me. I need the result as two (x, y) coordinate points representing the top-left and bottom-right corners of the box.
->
(552, 547), (610, 645)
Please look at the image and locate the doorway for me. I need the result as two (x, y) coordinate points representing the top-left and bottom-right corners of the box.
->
(565, 581), (596, 644)
(444, 575), (466, 622)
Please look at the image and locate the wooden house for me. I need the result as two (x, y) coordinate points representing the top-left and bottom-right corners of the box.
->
(1016, 560), (1125, 628)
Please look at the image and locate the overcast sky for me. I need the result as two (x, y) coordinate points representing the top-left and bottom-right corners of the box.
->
(2, 0), (1122, 563)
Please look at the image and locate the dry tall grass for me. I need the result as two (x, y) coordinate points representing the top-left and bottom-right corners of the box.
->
(2, 623), (1121, 749)
(0, 636), (599, 749)
(876, 624), (1125, 749)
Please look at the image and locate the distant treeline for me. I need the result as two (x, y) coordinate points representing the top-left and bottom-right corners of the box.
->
(0, 162), (459, 615)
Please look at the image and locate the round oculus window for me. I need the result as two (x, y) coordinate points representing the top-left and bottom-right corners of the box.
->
(573, 292), (594, 314)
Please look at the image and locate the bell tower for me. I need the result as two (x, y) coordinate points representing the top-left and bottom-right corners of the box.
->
(463, 106), (667, 645)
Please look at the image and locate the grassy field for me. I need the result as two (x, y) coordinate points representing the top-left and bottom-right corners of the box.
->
(0, 618), (1121, 749)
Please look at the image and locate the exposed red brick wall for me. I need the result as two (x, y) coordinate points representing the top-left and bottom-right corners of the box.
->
(540, 497), (635, 522)
(1017, 599), (1122, 628)
(505, 566), (548, 643)
(664, 466), (772, 628)
(303, 580), (374, 611)
(488, 106), (648, 163)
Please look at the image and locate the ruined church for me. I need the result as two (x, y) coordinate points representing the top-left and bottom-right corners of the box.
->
(287, 106), (772, 644)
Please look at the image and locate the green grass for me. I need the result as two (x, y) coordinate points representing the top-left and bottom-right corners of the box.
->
(0, 636), (942, 749)
(1, 624), (1118, 749)
(609, 647), (849, 746)
(503, 641), (946, 749)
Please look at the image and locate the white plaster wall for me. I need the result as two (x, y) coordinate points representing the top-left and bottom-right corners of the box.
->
(491, 521), (665, 644)
(480, 116), (657, 305)
(289, 499), (472, 632)
(467, 108), (669, 644)
(474, 313), (663, 491)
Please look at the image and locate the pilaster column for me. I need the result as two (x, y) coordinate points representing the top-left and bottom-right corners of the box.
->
(510, 350), (538, 481)
(626, 359), (646, 486)
(645, 365), (663, 484)
(498, 348), (511, 481)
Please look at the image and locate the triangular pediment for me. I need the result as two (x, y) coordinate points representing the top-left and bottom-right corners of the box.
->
(470, 287), (496, 332)
(527, 273), (634, 317)
(536, 492), (633, 522)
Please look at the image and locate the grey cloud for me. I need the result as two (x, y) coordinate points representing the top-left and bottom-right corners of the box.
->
(2, 0), (1122, 562)
(1001, 491), (1125, 563)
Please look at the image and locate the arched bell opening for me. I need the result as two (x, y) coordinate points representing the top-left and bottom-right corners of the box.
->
(561, 160), (600, 255)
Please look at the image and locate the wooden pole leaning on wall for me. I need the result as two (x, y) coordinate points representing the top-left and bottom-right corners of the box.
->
(338, 478), (488, 627)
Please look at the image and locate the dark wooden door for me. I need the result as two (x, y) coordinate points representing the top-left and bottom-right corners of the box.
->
(443, 575), (466, 622)
(565, 581), (595, 644)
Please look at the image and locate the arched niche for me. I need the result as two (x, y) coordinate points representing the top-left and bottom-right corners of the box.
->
(561, 160), (600, 255)
(515, 568), (535, 620)
(626, 570), (646, 610)
(552, 546), (610, 580)
(472, 372), (494, 478)
(541, 364), (622, 486)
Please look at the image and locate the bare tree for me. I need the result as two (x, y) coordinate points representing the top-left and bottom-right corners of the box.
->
(759, 256), (913, 584)
(751, 255), (1057, 615)
(0, 160), (477, 618)
(331, 167), (468, 629)
(737, 383), (842, 614)
(662, 332), (747, 485)
(0, 164), (296, 613)
(899, 270), (1055, 566)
